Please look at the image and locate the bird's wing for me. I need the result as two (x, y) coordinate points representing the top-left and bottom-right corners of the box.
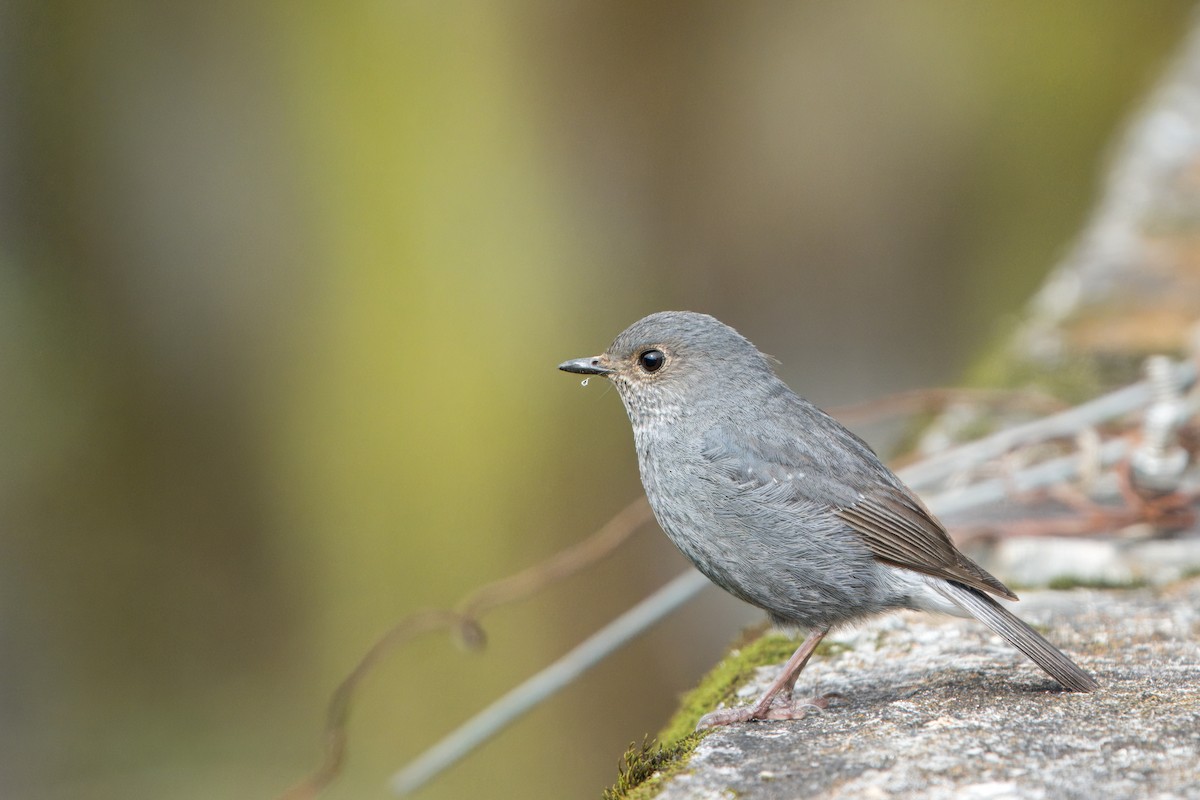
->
(835, 488), (1015, 600)
(701, 421), (1016, 601)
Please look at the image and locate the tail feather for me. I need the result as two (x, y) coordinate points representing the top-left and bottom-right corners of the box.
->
(932, 579), (1098, 692)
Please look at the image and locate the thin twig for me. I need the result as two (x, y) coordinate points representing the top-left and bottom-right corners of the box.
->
(277, 610), (472, 800)
(900, 361), (1196, 491)
(277, 497), (654, 800)
(459, 498), (654, 618)
(923, 436), (1133, 518)
(389, 570), (711, 796)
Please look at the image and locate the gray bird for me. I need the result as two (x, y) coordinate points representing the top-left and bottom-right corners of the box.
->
(559, 311), (1097, 730)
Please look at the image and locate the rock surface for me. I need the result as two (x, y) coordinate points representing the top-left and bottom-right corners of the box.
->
(656, 577), (1200, 800)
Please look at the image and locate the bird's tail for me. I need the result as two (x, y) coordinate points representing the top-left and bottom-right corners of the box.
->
(932, 579), (1098, 692)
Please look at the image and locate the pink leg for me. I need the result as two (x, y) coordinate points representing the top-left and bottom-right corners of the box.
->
(696, 625), (834, 730)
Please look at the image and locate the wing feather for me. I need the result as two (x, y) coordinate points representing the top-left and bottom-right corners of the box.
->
(836, 490), (1016, 599)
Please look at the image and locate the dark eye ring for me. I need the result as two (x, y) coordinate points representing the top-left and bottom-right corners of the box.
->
(638, 349), (665, 373)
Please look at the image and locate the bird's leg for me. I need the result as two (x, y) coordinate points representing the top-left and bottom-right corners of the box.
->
(696, 625), (832, 730)
(769, 627), (827, 703)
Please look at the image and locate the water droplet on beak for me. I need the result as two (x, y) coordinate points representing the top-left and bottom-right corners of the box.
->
(580, 378), (589, 387)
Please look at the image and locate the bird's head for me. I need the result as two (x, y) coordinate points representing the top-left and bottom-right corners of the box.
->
(559, 311), (776, 426)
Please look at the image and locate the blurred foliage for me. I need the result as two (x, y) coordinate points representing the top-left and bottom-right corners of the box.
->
(0, 2), (1191, 798)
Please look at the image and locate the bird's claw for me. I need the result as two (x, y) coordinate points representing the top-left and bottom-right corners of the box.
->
(694, 692), (841, 731)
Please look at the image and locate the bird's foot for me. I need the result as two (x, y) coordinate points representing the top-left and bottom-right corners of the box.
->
(695, 692), (841, 731)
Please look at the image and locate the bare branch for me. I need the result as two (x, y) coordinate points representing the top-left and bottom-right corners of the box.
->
(389, 570), (711, 796)
(277, 497), (654, 800)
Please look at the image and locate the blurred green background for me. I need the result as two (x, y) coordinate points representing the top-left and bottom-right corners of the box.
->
(0, 2), (1191, 798)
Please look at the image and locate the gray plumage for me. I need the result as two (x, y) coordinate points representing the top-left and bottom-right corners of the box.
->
(560, 311), (1096, 725)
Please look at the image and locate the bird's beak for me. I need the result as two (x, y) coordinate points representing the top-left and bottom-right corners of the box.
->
(558, 355), (614, 375)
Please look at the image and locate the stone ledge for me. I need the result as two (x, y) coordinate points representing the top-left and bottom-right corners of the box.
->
(655, 577), (1200, 800)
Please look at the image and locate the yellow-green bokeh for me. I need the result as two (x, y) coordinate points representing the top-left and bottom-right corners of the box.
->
(0, 2), (1190, 798)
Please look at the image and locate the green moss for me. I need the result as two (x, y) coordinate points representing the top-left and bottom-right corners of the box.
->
(601, 735), (703, 800)
(657, 628), (831, 745)
(657, 629), (786, 745)
(602, 627), (851, 798)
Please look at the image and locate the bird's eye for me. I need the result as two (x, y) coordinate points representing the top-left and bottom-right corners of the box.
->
(638, 349), (665, 373)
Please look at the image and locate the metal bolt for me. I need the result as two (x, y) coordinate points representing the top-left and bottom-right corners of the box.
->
(1131, 355), (1189, 492)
